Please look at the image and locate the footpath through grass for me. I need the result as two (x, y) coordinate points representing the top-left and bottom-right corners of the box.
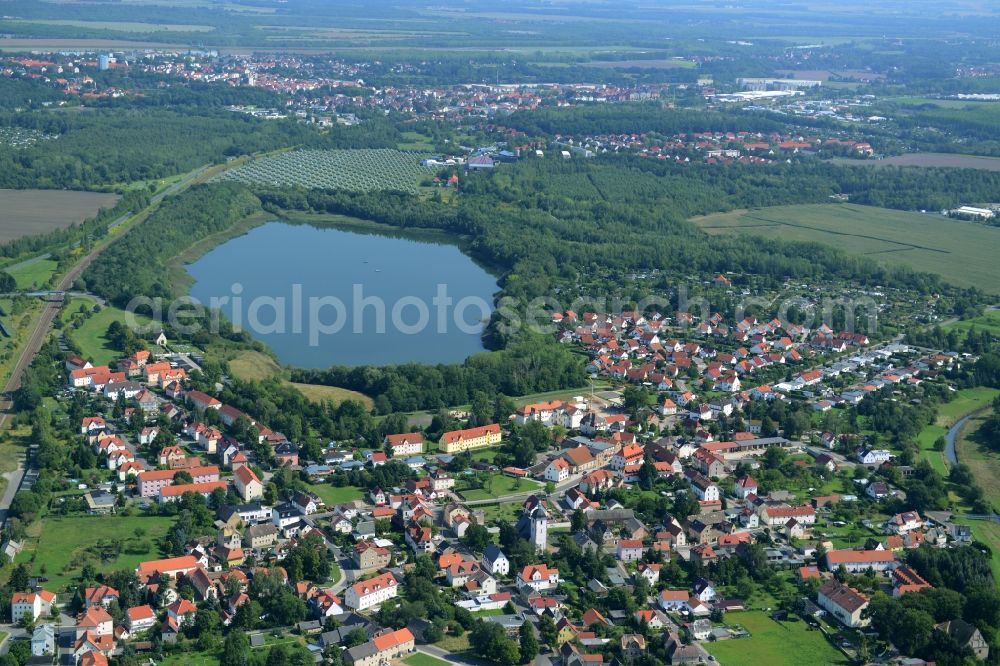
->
(705, 611), (849, 666)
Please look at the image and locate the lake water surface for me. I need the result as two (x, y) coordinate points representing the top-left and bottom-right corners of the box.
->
(187, 221), (498, 367)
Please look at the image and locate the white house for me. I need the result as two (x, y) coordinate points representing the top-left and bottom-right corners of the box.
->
(233, 465), (263, 502)
(125, 605), (156, 633)
(344, 572), (398, 611)
(825, 549), (897, 573)
(482, 545), (510, 576)
(818, 579), (870, 628)
(857, 448), (892, 465)
(544, 458), (570, 483)
(517, 564), (559, 593)
(11, 591), (55, 623)
(734, 475), (758, 500)
(659, 590), (689, 612)
(885, 511), (923, 535)
(384, 433), (424, 457)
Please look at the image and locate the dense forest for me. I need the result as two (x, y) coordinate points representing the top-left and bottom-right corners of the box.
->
(259, 155), (985, 310)
(0, 107), (400, 190)
(82, 183), (260, 305)
(291, 334), (586, 414)
(502, 104), (788, 137)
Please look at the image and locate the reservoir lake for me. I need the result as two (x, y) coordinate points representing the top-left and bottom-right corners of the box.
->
(187, 221), (498, 367)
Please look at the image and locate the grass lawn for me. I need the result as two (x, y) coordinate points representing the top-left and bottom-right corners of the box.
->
(706, 611), (849, 666)
(943, 310), (1000, 337)
(405, 654), (452, 666)
(159, 650), (221, 666)
(72, 304), (152, 366)
(225, 350), (374, 408)
(962, 520), (1000, 581)
(304, 483), (364, 506)
(228, 349), (282, 381)
(916, 424), (949, 475)
(459, 473), (542, 501)
(935, 387), (1000, 427)
(285, 381), (374, 409)
(16, 514), (175, 591)
(481, 502), (521, 524)
(397, 131), (436, 151)
(8, 258), (58, 289)
(511, 383), (611, 407)
(433, 632), (471, 653)
(470, 448), (498, 463)
(955, 415), (1000, 508)
(692, 204), (1000, 293)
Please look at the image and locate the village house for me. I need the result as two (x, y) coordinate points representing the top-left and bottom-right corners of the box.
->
(482, 545), (510, 576)
(345, 628), (415, 666)
(384, 432), (424, 457)
(885, 510), (923, 535)
(935, 619), (989, 661)
(233, 465), (263, 501)
(439, 424), (502, 453)
(518, 564), (560, 593)
(137, 466), (220, 498)
(11, 590), (56, 623)
(824, 549), (897, 573)
(137, 555), (199, 581)
(344, 572), (399, 611)
(817, 579), (869, 628)
(125, 605), (156, 633)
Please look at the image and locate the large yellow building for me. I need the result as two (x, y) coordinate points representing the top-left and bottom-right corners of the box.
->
(439, 424), (502, 453)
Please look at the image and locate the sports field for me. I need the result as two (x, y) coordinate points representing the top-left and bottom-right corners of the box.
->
(693, 204), (1000, 292)
(0, 190), (120, 243)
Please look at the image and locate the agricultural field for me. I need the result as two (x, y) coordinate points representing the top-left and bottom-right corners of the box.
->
(851, 153), (1000, 171)
(705, 611), (849, 666)
(10, 19), (215, 32)
(216, 149), (433, 193)
(693, 204), (1000, 293)
(0, 189), (120, 243)
(16, 514), (175, 591)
